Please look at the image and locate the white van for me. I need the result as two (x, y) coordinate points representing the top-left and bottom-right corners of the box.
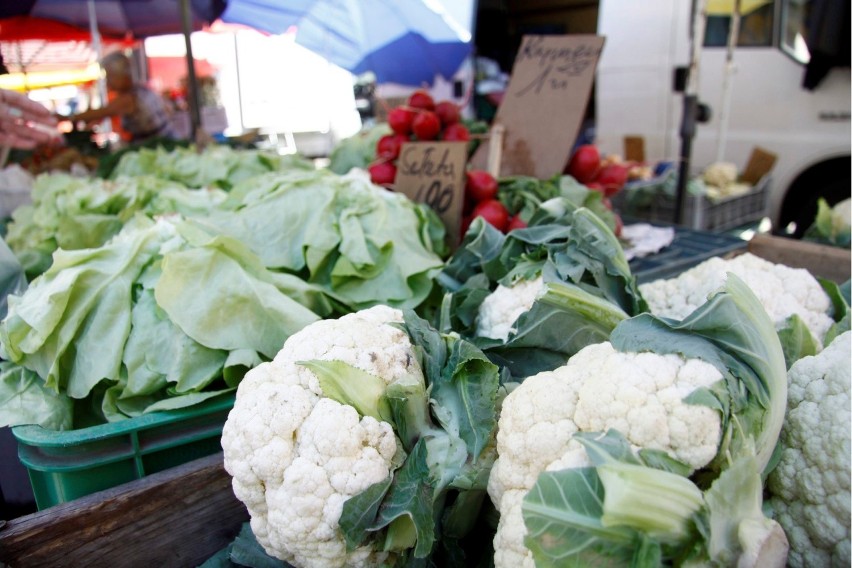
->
(595, 0), (850, 235)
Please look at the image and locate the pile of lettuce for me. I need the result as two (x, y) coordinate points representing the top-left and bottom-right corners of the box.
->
(5, 172), (228, 279)
(195, 168), (447, 311)
(107, 144), (314, 189)
(0, 170), (448, 430)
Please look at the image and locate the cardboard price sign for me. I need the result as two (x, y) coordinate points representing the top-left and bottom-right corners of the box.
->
(472, 34), (605, 179)
(395, 141), (467, 246)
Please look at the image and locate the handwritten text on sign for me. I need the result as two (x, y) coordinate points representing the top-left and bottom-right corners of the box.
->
(395, 141), (467, 247)
(471, 35), (605, 179)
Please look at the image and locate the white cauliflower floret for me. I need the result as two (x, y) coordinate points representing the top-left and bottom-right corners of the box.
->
(476, 276), (544, 340)
(487, 341), (724, 567)
(221, 305), (421, 568)
(703, 161), (739, 188)
(640, 253), (834, 346)
(767, 331), (851, 568)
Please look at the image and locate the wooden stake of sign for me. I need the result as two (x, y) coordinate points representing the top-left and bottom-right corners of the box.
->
(487, 124), (506, 178)
(394, 141), (468, 247)
(471, 35), (605, 179)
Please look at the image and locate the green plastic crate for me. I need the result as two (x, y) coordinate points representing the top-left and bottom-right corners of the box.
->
(12, 393), (235, 510)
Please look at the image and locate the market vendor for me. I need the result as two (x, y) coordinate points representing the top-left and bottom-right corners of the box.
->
(62, 51), (178, 144)
(0, 88), (59, 149)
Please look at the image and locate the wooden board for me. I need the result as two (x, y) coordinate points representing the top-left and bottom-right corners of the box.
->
(470, 34), (604, 179)
(747, 233), (851, 283)
(0, 453), (248, 568)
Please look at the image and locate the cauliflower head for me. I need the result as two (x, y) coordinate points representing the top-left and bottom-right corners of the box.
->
(476, 276), (544, 341)
(221, 305), (420, 568)
(639, 253), (834, 345)
(767, 331), (851, 568)
(487, 341), (724, 568)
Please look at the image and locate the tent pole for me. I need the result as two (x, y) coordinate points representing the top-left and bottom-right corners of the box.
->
(87, 0), (113, 139)
(179, 0), (202, 142)
(675, 0), (708, 225)
(715, 0), (741, 162)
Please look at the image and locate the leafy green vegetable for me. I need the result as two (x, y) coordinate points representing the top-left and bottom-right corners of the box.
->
(108, 144), (314, 190)
(777, 314), (821, 369)
(497, 174), (618, 233)
(437, 202), (646, 379)
(803, 197), (851, 248)
(315, 310), (500, 563)
(0, 362), (72, 430)
(610, 274), (787, 475)
(327, 124), (392, 175)
(0, 216), (330, 428)
(3, 172), (229, 280)
(522, 428), (785, 567)
(198, 522), (292, 568)
(196, 168), (447, 311)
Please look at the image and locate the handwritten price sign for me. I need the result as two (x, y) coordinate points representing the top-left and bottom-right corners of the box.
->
(395, 141), (467, 247)
(472, 35), (605, 179)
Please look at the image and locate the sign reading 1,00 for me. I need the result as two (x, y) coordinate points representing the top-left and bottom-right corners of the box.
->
(398, 145), (457, 214)
(395, 141), (466, 247)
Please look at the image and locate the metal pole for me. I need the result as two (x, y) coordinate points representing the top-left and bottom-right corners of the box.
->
(87, 0), (112, 137)
(232, 32), (245, 132)
(179, 0), (202, 142)
(715, 0), (742, 162)
(675, 0), (708, 225)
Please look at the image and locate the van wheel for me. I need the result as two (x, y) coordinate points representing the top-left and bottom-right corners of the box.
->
(776, 157), (850, 238)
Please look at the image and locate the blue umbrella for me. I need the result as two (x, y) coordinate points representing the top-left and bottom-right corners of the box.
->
(220, 0), (472, 86)
(0, 0), (225, 39)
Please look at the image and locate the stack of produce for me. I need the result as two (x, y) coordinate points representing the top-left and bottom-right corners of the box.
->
(4, 172), (227, 279)
(0, 168), (447, 430)
(639, 252), (850, 366)
(210, 190), (850, 567)
(368, 90), (481, 187)
(804, 197), (852, 248)
(215, 258), (850, 568)
(437, 197), (646, 380)
(106, 144), (314, 189)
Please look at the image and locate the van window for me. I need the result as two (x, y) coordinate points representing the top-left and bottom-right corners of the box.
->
(780, 0), (811, 63)
(704, 0), (775, 47)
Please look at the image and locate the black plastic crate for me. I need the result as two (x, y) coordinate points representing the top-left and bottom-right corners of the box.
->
(627, 223), (749, 284)
(615, 172), (770, 232)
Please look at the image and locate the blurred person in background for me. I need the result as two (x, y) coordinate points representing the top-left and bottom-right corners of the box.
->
(63, 51), (178, 144)
(0, 89), (58, 149)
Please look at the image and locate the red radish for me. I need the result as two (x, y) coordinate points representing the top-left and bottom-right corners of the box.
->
(368, 161), (397, 186)
(407, 89), (435, 111)
(434, 100), (461, 125)
(507, 215), (527, 231)
(411, 111), (441, 140)
(585, 181), (605, 193)
(376, 133), (408, 160)
(601, 196), (613, 210)
(567, 144), (601, 183)
(465, 170), (498, 202)
(595, 163), (630, 196)
(471, 199), (510, 232)
(442, 123), (470, 142)
(388, 107), (416, 135)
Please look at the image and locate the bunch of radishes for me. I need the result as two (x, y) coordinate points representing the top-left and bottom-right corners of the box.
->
(461, 169), (525, 235)
(368, 89), (471, 187)
(565, 144), (632, 200)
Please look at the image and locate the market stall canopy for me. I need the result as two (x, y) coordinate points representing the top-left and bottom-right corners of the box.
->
(0, 40), (103, 90)
(219, 0), (472, 86)
(0, 0), (226, 40)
